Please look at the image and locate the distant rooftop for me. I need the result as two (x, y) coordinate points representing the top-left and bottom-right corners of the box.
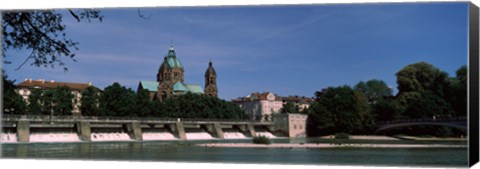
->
(16, 79), (94, 91)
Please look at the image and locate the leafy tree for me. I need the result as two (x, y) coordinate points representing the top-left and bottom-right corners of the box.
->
(403, 92), (454, 118)
(2, 9), (103, 71)
(280, 102), (299, 114)
(36, 86), (74, 116)
(396, 62), (450, 97)
(354, 79), (393, 104)
(27, 89), (44, 115)
(80, 86), (102, 116)
(2, 73), (26, 114)
(135, 89), (155, 117)
(101, 82), (136, 116)
(51, 86), (74, 115)
(395, 62), (454, 119)
(354, 79), (396, 122)
(157, 93), (246, 120)
(449, 65), (467, 116)
(373, 96), (400, 121)
(307, 86), (372, 136)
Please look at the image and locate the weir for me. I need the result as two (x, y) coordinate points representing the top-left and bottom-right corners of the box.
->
(0, 115), (296, 143)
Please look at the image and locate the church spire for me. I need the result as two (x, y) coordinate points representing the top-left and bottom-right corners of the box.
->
(204, 61), (217, 97)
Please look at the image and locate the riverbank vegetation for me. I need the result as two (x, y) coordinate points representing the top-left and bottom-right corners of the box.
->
(306, 62), (467, 137)
(2, 80), (247, 120)
(252, 135), (271, 145)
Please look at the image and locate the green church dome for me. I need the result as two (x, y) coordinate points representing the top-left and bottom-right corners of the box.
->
(167, 57), (183, 68)
(166, 45), (183, 68)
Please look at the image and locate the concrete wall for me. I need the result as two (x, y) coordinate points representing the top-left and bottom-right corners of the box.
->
(288, 114), (308, 137)
(273, 113), (308, 137)
(173, 122), (187, 140)
(17, 120), (30, 142)
(76, 121), (91, 141)
(125, 122), (143, 141)
(3, 116), (283, 142)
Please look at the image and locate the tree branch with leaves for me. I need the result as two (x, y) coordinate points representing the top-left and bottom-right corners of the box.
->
(2, 9), (103, 71)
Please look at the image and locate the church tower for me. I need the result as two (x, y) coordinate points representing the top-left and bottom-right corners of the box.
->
(156, 44), (184, 101)
(157, 57), (173, 101)
(204, 61), (218, 97)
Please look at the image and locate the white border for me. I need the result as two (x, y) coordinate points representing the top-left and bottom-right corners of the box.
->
(0, 0), (477, 169)
(0, 0), (473, 10)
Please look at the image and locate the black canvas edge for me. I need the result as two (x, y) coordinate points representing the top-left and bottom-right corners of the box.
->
(469, 2), (480, 167)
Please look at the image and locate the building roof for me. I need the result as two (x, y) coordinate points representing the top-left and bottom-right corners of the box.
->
(16, 79), (94, 91)
(173, 81), (189, 92)
(167, 57), (183, 68)
(185, 84), (204, 94)
(166, 45), (183, 68)
(139, 81), (204, 94)
(139, 81), (159, 92)
(173, 82), (205, 94)
(232, 92), (313, 104)
(233, 92), (281, 102)
(205, 61), (216, 76)
(282, 95), (314, 104)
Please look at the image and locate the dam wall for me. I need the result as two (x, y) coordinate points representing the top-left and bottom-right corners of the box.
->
(0, 115), (292, 143)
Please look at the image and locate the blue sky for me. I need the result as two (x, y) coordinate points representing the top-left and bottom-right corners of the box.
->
(3, 2), (468, 100)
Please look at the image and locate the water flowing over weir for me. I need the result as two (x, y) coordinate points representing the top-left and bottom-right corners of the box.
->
(185, 128), (215, 140)
(91, 133), (131, 141)
(223, 132), (247, 139)
(143, 132), (177, 140)
(256, 132), (277, 138)
(30, 133), (80, 142)
(1, 133), (18, 143)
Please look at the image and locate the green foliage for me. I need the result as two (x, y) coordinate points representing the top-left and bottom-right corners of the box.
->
(80, 86), (102, 116)
(448, 65), (467, 117)
(280, 102), (299, 114)
(394, 62), (457, 119)
(396, 62), (450, 97)
(101, 82), (136, 116)
(51, 86), (74, 115)
(354, 79), (393, 103)
(403, 92), (454, 118)
(334, 133), (350, 139)
(372, 96), (400, 121)
(252, 135), (271, 144)
(307, 86), (373, 136)
(354, 79), (398, 122)
(27, 89), (44, 115)
(2, 74), (26, 114)
(158, 92), (246, 119)
(2, 10), (103, 71)
(24, 86), (74, 116)
(135, 89), (155, 117)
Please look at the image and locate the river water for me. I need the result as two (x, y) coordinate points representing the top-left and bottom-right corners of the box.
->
(0, 138), (468, 167)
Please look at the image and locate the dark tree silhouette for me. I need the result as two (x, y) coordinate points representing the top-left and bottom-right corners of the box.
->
(2, 9), (103, 71)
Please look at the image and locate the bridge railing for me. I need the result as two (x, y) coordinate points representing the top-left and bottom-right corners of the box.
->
(1, 114), (264, 123)
(378, 116), (467, 125)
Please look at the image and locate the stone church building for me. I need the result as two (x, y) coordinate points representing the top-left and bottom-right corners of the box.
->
(137, 44), (218, 100)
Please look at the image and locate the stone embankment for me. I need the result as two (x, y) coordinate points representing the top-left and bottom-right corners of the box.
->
(196, 143), (467, 149)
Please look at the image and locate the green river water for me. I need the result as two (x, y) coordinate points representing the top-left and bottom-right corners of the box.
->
(0, 138), (468, 167)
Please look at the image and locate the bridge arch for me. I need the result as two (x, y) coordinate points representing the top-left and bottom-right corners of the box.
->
(376, 122), (467, 134)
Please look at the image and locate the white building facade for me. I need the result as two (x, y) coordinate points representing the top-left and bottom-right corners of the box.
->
(233, 92), (283, 121)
